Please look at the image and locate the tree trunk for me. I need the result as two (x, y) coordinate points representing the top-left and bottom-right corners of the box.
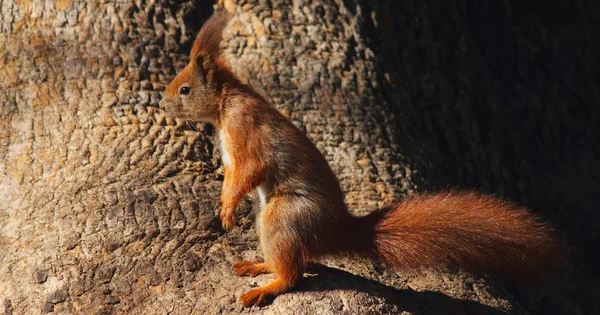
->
(1, 0), (598, 314)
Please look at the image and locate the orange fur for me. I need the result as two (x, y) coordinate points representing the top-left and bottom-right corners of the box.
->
(233, 261), (273, 277)
(349, 191), (564, 284)
(160, 10), (565, 307)
(190, 10), (231, 61)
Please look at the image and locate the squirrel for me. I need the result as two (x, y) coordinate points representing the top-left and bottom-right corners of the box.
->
(159, 10), (564, 307)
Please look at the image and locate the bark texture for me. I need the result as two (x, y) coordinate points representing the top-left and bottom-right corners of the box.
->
(0, 0), (598, 314)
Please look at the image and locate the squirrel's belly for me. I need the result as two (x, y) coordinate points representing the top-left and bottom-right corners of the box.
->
(256, 183), (268, 209)
(255, 182), (269, 255)
(218, 128), (232, 167)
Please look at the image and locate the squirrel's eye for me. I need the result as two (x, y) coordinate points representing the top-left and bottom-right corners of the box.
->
(180, 86), (191, 95)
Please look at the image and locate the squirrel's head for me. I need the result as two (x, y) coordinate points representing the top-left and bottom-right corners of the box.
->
(160, 10), (232, 125)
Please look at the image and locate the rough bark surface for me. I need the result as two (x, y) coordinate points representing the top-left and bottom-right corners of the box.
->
(0, 0), (598, 314)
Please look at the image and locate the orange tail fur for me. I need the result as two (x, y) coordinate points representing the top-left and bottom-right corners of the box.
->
(350, 191), (564, 283)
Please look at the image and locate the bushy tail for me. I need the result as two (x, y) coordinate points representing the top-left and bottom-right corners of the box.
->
(349, 191), (565, 283)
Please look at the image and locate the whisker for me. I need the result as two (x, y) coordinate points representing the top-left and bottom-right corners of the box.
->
(187, 119), (201, 133)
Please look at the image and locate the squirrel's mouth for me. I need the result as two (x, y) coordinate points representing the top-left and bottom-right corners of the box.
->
(165, 106), (180, 118)
(160, 101), (183, 119)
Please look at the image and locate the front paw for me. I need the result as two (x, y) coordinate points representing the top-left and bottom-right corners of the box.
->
(220, 208), (236, 231)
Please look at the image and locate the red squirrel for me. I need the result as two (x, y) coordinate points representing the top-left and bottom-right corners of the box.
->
(159, 10), (564, 307)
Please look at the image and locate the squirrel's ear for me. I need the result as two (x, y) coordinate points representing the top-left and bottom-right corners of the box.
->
(190, 9), (231, 82)
(193, 51), (214, 84)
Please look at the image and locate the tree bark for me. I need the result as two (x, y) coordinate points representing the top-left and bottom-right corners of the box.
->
(1, 0), (598, 314)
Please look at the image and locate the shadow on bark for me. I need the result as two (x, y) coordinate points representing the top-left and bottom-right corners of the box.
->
(359, 0), (599, 274)
(295, 265), (507, 315)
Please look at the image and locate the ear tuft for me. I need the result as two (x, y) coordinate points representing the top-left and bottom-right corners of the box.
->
(191, 9), (232, 64)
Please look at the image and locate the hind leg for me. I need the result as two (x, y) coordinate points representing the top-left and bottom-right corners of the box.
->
(239, 265), (301, 307)
(239, 196), (305, 307)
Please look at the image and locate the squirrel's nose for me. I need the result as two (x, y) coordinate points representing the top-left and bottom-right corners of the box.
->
(158, 98), (165, 110)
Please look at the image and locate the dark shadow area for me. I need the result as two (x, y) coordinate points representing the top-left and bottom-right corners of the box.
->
(363, 0), (599, 279)
(357, 0), (599, 312)
(291, 264), (509, 315)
